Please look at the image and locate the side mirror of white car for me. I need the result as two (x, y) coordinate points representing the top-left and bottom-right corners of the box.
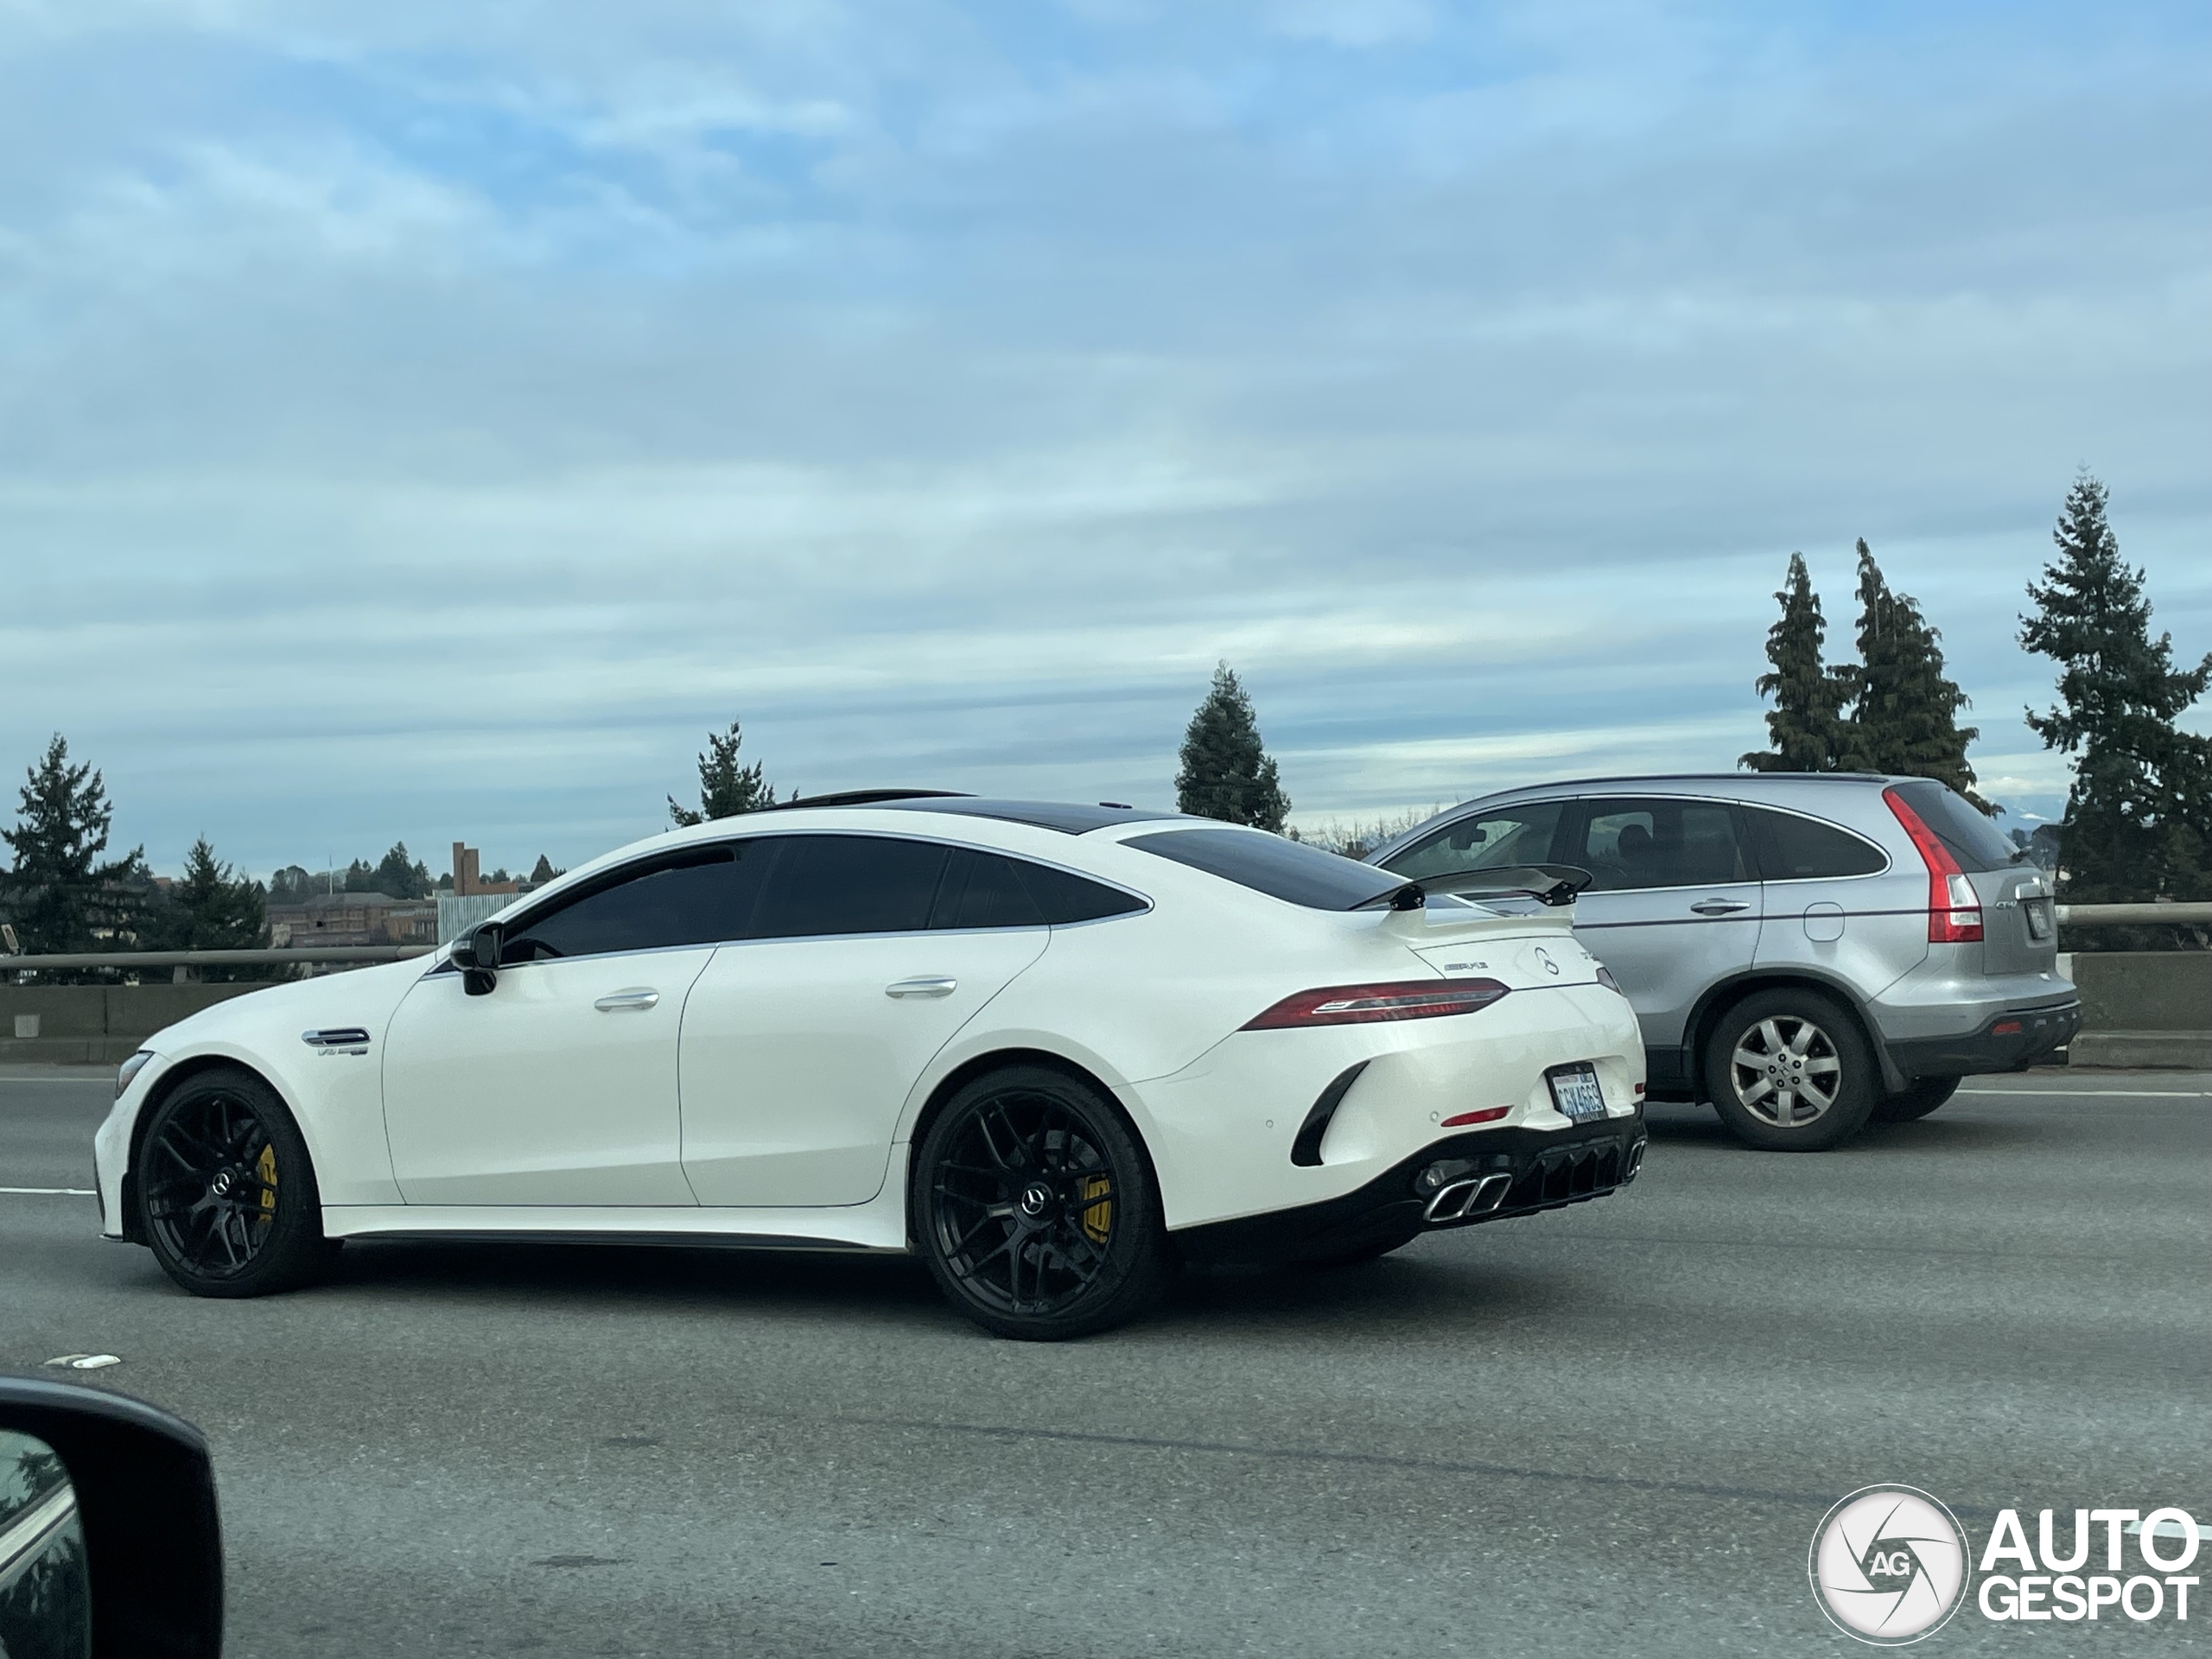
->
(451, 924), (504, 995)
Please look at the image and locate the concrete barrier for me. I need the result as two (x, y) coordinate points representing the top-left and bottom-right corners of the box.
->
(2063, 951), (2212, 1069)
(2064, 951), (2212, 1032)
(0, 983), (264, 1065)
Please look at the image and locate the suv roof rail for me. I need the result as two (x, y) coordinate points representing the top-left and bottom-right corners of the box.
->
(1504, 772), (1896, 790)
(760, 789), (974, 812)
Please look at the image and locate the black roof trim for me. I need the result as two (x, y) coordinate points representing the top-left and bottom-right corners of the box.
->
(761, 789), (973, 811)
(872, 798), (1191, 835)
(759, 791), (1188, 835)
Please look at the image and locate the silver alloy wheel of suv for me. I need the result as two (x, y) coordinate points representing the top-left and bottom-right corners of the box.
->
(1727, 1014), (1843, 1126)
(1703, 989), (1877, 1151)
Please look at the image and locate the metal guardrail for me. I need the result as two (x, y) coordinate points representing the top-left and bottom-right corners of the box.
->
(0, 946), (432, 972)
(2056, 903), (2212, 925)
(2052, 902), (2212, 929)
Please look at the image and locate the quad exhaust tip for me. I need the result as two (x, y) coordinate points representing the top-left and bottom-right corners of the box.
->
(1423, 1172), (1512, 1224)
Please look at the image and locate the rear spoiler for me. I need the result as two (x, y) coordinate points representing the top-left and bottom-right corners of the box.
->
(1353, 864), (1594, 912)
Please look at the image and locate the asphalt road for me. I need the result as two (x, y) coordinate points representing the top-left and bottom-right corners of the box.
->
(3, 1066), (2208, 1658)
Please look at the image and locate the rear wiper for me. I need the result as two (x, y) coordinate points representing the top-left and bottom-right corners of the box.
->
(1354, 864), (1594, 912)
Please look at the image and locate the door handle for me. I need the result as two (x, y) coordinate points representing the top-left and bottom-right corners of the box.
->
(1689, 898), (1751, 916)
(886, 976), (958, 999)
(593, 988), (660, 1012)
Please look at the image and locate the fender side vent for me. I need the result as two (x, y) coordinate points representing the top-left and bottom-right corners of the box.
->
(302, 1028), (372, 1051)
(1290, 1062), (1368, 1167)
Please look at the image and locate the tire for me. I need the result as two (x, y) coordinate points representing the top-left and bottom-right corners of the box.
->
(913, 1065), (1170, 1340)
(136, 1065), (342, 1298)
(1702, 989), (1878, 1152)
(1872, 1076), (1961, 1123)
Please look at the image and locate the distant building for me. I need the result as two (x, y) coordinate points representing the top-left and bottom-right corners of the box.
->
(266, 892), (439, 950)
(450, 842), (518, 898)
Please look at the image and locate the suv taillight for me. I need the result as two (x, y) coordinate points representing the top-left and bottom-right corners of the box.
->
(1243, 978), (1510, 1030)
(1884, 786), (1983, 944)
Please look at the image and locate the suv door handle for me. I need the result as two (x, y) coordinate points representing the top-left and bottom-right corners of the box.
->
(1689, 898), (1751, 916)
(594, 988), (660, 1012)
(886, 976), (957, 999)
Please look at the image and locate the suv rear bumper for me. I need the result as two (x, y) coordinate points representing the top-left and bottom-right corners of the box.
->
(1886, 999), (2081, 1079)
(1172, 1116), (1648, 1266)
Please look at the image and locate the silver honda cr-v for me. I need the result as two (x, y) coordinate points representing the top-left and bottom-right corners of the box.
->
(1368, 774), (2082, 1151)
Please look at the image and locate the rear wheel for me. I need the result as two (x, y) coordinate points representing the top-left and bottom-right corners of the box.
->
(1873, 1076), (1961, 1123)
(1703, 990), (1877, 1152)
(914, 1065), (1168, 1340)
(136, 1066), (341, 1297)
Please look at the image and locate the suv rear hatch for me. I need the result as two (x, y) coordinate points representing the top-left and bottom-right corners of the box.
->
(1884, 779), (2057, 978)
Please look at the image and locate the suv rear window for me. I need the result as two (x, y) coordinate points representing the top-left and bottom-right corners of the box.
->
(1888, 779), (2019, 874)
(1744, 807), (1888, 880)
(1126, 828), (1402, 910)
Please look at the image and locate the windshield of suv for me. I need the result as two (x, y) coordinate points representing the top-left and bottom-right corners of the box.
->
(1124, 828), (1403, 909)
(1890, 779), (2022, 872)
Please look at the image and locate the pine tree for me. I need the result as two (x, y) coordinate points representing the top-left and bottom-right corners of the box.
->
(1840, 540), (1986, 808)
(0, 735), (146, 957)
(147, 838), (268, 975)
(1742, 552), (1854, 772)
(369, 842), (432, 899)
(2020, 474), (2212, 903)
(670, 721), (778, 826)
(1175, 664), (1290, 831)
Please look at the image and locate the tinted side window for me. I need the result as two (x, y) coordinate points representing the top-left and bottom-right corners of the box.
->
(1014, 860), (1147, 924)
(1574, 798), (1750, 892)
(502, 843), (772, 962)
(1890, 779), (2018, 873)
(1381, 801), (1567, 881)
(752, 836), (951, 938)
(931, 849), (1047, 929)
(1745, 807), (1887, 880)
(1126, 828), (1402, 909)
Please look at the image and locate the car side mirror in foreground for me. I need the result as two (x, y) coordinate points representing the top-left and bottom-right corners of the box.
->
(451, 923), (503, 995)
(0, 1377), (222, 1659)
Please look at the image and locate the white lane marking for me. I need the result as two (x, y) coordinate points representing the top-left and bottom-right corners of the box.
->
(1958, 1088), (2211, 1097)
(43, 1354), (120, 1370)
(0, 1185), (95, 1195)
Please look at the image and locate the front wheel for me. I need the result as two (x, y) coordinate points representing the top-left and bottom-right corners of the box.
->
(1872, 1076), (1961, 1123)
(1703, 990), (1878, 1152)
(136, 1066), (341, 1297)
(913, 1065), (1169, 1340)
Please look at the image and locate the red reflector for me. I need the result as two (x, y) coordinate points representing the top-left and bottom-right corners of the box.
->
(1992, 1020), (2023, 1036)
(1633, 1082), (1646, 1095)
(1440, 1106), (1510, 1128)
(1242, 977), (1510, 1030)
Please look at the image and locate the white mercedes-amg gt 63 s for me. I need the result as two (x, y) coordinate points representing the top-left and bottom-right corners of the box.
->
(94, 794), (1649, 1339)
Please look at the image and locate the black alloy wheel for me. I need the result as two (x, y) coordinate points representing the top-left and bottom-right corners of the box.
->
(914, 1065), (1168, 1340)
(1702, 988), (1878, 1152)
(1872, 1075), (1962, 1123)
(137, 1066), (341, 1298)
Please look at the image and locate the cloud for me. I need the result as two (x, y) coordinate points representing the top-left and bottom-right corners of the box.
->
(0, 1), (2208, 874)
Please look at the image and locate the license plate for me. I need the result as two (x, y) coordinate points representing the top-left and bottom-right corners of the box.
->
(2024, 899), (2053, 942)
(1547, 1064), (1608, 1123)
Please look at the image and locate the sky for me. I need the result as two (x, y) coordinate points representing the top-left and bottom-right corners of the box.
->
(2, 0), (2208, 880)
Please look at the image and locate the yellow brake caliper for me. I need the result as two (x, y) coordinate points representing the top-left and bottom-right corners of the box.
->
(1081, 1177), (1111, 1245)
(256, 1143), (278, 1224)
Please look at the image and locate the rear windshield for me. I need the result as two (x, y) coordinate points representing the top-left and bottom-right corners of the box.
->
(1891, 779), (2019, 874)
(1125, 828), (1403, 910)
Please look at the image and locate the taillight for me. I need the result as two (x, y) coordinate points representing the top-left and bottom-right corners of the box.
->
(1884, 786), (1983, 944)
(1242, 977), (1510, 1030)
